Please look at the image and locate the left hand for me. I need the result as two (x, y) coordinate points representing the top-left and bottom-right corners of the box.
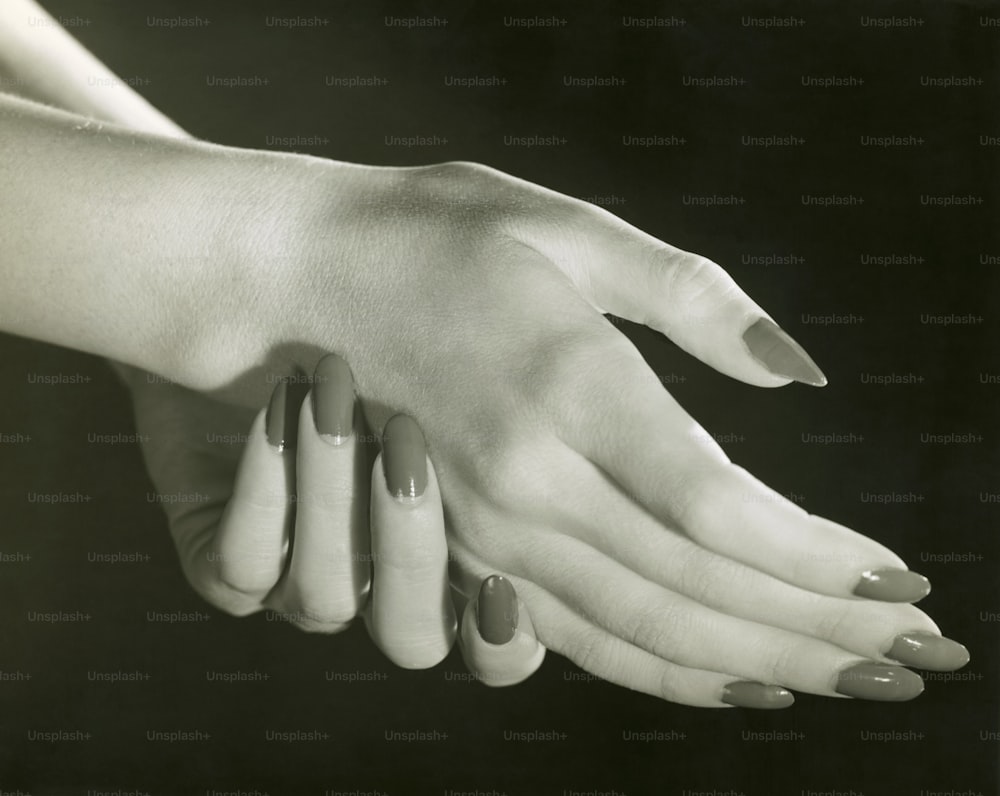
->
(113, 354), (545, 681)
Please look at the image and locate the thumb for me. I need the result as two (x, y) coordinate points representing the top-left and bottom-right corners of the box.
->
(518, 199), (827, 388)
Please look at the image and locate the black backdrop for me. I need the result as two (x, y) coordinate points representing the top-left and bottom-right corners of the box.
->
(0, 1), (997, 793)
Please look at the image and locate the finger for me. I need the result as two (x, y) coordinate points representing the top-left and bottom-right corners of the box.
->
(456, 575), (545, 687)
(197, 380), (304, 611)
(522, 198), (826, 387)
(538, 448), (968, 671)
(366, 415), (457, 669)
(508, 578), (795, 709)
(265, 355), (370, 632)
(517, 530), (926, 701)
(550, 339), (931, 602)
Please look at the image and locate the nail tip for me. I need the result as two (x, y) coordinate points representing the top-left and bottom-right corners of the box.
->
(743, 317), (827, 387)
(312, 354), (356, 439)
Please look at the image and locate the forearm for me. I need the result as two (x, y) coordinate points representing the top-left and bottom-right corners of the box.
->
(0, 3), (363, 400)
(0, 91), (293, 389)
(0, 0), (186, 138)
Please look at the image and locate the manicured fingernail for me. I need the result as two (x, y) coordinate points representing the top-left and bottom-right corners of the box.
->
(721, 681), (794, 709)
(477, 575), (518, 645)
(835, 662), (924, 701)
(381, 414), (427, 498)
(266, 381), (290, 451)
(265, 378), (308, 452)
(853, 568), (931, 603)
(311, 354), (355, 443)
(886, 631), (970, 672)
(742, 317), (828, 387)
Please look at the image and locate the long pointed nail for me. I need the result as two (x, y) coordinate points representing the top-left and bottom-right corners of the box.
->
(381, 414), (427, 499)
(312, 354), (355, 443)
(477, 575), (518, 645)
(886, 632), (970, 672)
(721, 681), (794, 709)
(742, 318), (827, 386)
(853, 568), (931, 603)
(835, 662), (924, 701)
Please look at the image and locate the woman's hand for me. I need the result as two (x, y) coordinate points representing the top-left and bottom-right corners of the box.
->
(190, 156), (968, 706)
(117, 354), (544, 683)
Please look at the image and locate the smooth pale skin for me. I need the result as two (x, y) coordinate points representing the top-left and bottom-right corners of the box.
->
(118, 360), (545, 682)
(0, 0), (956, 706)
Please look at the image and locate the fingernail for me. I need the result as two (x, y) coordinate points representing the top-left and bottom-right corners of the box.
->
(381, 414), (427, 498)
(477, 575), (518, 645)
(265, 378), (308, 452)
(721, 681), (794, 709)
(742, 318), (828, 387)
(311, 354), (355, 443)
(886, 631), (970, 672)
(266, 381), (290, 451)
(853, 568), (931, 603)
(835, 662), (924, 701)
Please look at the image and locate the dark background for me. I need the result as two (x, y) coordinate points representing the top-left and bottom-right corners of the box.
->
(0, 1), (997, 793)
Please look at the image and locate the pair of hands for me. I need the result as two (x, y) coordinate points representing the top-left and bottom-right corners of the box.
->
(0, 0), (967, 709)
(122, 158), (968, 707)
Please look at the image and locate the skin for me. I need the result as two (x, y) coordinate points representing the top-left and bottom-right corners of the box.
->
(0, 0), (544, 683)
(0, 0), (967, 707)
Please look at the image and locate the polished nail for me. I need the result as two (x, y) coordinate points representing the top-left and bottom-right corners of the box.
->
(853, 568), (931, 603)
(742, 317), (828, 387)
(721, 681), (794, 709)
(266, 381), (290, 451)
(311, 354), (355, 443)
(265, 378), (308, 452)
(477, 575), (518, 645)
(886, 631), (970, 672)
(835, 662), (924, 701)
(381, 414), (427, 498)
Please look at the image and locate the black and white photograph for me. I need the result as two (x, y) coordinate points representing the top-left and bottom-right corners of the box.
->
(0, 1), (995, 793)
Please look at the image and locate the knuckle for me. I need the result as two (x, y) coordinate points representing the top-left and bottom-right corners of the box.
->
(765, 639), (804, 685)
(624, 599), (691, 656)
(567, 629), (613, 678)
(660, 253), (718, 302)
(673, 548), (719, 606)
(474, 434), (555, 511)
(812, 602), (859, 643)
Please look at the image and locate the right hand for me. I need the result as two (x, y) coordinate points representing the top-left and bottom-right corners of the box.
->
(173, 156), (968, 706)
